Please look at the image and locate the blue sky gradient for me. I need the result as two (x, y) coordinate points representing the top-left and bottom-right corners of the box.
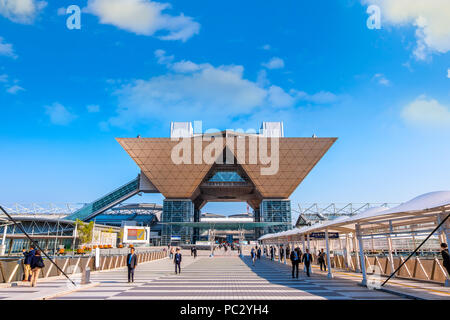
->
(0, 0), (449, 215)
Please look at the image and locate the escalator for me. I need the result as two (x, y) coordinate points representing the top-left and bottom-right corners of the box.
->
(65, 174), (157, 221)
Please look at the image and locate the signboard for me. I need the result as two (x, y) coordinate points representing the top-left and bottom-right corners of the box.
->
(95, 247), (100, 268)
(195, 241), (212, 245)
(123, 226), (150, 244)
(309, 232), (339, 239)
(171, 236), (181, 241)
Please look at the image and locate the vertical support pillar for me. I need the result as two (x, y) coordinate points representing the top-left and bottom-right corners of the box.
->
(72, 223), (77, 255)
(353, 234), (361, 272)
(284, 243), (287, 264)
(0, 224), (7, 255)
(356, 224), (367, 286)
(387, 234), (395, 277)
(325, 229), (333, 279)
(302, 235), (306, 253)
(277, 243), (281, 262)
(437, 212), (450, 287)
(307, 234), (311, 251)
(344, 234), (351, 269)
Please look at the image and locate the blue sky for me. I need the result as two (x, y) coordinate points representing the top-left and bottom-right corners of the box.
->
(0, 0), (449, 216)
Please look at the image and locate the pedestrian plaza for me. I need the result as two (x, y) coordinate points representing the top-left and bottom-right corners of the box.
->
(0, 249), (447, 300)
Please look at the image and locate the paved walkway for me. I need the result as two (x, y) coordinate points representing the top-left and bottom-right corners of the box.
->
(50, 253), (403, 300)
(269, 255), (450, 300)
(2, 251), (448, 300)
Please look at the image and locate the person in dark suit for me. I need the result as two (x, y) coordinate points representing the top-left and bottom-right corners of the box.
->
(30, 250), (44, 287)
(441, 243), (450, 277)
(318, 249), (327, 271)
(257, 247), (261, 260)
(126, 247), (138, 283)
(22, 245), (36, 282)
(270, 246), (274, 260)
(174, 248), (182, 274)
(280, 245), (285, 262)
(290, 247), (301, 278)
(192, 246), (197, 258)
(302, 248), (313, 277)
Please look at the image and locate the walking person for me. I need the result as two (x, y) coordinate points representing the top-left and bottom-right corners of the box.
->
(257, 247), (261, 260)
(127, 247), (138, 283)
(441, 243), (450, 277)
(193, 246), (197, 259)
(290, 247), (301, 279)
(270, 246), (274, 261)
(174, 248), (182, 274)
(318, 248), (327, 271)
(251, 247), (256, 266)
(29, 250), (45, 287)
(280, 245), (285, 262)
(22, 245), (35, 282)
(302, 248), (313, 277)
(170, 247), (175, 260)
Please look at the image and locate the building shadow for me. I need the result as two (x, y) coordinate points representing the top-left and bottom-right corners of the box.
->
(238, 255), (348, 299)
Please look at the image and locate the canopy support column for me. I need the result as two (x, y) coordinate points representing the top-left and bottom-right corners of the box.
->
(356, 224), (367, 286)
(353, 234), (361, 272)
(325, 229), (333, 279)
(344, 234), (351, 269)
(387, 232), (396, 277)
(302, 235), (306, 253)
(284, 242), (287, 264)
(307, 234), (311, 251)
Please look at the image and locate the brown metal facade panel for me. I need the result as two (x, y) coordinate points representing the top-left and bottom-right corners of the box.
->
(117, 136), (336, 200)
(117, 138), (223, 198)
(236, 137), (337, 198)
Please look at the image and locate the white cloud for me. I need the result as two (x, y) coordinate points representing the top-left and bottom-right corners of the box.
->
(373, 73), (391, 86)
(261, 44), (271, 50)
(292, 90), (340, 104)
(262, 57), (285, 69)
(256, 69), (270, 87)
(87, 104), (100, 113)
(6, 84), (24, 94)
(447, 68), (450, 78)
(0, 37), (17, 59)
(267, 85), (296, 108)
(171, 60), (204, 73)
(84, 0), (200, 42)
(44, 102), (77, 125)
(0, 0), (47, 24)
(362, 0), (450, 60)
(0, 73), (8, 82)
(401, 95), (450, 127)
(105, 52), (340, 128)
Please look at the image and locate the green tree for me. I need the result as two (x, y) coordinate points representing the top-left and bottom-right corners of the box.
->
(75, 219), (94, 244)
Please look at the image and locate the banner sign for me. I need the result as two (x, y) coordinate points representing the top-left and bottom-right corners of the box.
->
(123, 226), (150, 244)
(309, 232), (339, 239)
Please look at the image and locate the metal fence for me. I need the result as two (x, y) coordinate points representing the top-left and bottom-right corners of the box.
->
(0, 248), (167, 283)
